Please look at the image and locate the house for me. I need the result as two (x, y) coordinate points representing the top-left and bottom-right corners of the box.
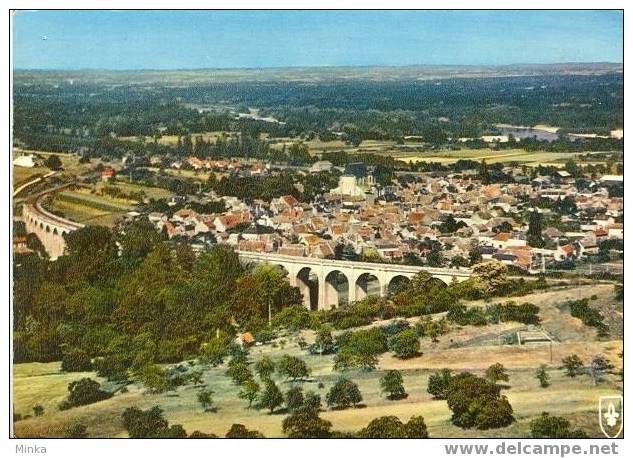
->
(235, 332), (255, 347)
(13, 154), (37, 168)
(101, 166), (116, 182)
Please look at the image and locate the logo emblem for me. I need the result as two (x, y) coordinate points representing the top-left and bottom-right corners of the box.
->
(599, 395), (623, 438)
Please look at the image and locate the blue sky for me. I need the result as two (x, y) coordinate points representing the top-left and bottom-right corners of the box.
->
(13, 10), (623, 70)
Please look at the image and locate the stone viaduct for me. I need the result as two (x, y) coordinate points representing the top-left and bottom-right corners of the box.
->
(237, 251), (472, 310)
(21, 201), (84, 260)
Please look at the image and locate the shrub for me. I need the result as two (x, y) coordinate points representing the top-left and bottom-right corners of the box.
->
(358, 415), (429, 438)
(122, 406), (187, 438)
(561, 355), (584, 377)
(64, 423), (89, 438)
(197, 389), (215, 412)
(427, 368), (454, 400)
(530, 412), (588, 438)
(59, 378), (112, 410)
(32, 405), (44, 417)
(225, 424), (265, 438)
(535, 365), (550, 388)
(272, 306), (311, 331)
(388, 328), (420, 359)
(61, 348), (93, 372)
(485, 363), (510, 384)
(380, 370), (407, 400)
(326, 378), (362, 409)
(308, 325), (336, 355)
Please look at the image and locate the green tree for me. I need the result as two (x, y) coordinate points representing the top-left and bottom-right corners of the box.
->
(32, 404), (44, 417)
(44, 154), (62, 170)
(282, 406), (332, 438)
(238, 379), (260, 408)
(277, 355), (310, 381)
(254, 355), (276, 379)
(122, 406), (186, 438)
(590, 355), (613, 385)
(358, 415), (429, 438)
(527, 210), (545, 248)
(427, 368), (454, 399)
(226, 360), (254, 386)
(326, 378), (363, 409)
(380, 370), (407, 400)
(285, 386), (305, 412)
(388, 328), (420, 359)
(225, 424), (265, 438)
(485, 363), (510, 384)
(535, 365), (550, 388)
(197, 389), (215, 412)
(561, 355), (584, 378)
(59, 378), (112, 410)
(61, 348), (93, 372)
(258, 379), (284, 414)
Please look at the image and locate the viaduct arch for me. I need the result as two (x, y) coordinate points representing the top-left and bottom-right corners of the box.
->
(237, 251), (472, 310)
(21, 202), (84, 260)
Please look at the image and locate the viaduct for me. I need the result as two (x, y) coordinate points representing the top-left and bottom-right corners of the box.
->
(21, 200), (84, 260)
(237, 251), (471, 310)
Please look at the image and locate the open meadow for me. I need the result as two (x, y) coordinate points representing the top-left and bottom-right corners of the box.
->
(13, 280), (622, 439)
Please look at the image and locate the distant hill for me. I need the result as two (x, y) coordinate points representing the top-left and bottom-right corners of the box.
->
(14, 62), (623, 85)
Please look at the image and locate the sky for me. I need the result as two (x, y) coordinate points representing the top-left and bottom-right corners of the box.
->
(12, 10), (623, 70)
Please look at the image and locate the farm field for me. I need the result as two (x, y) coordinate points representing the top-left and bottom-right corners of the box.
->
(119, 131), (235, 146)
(13, 281), (623, 439)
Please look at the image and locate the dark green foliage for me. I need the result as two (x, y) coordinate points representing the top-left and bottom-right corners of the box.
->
(530, 412), (588, 438)
(485, 363), (510, 384)
(380, 370), (407, 400)
(334, 327), (388, 371)
(32, 405), (44, 417)
(122, 406), (187, 438)
(44, 154), (62, 170)
(197, 389), (214, 411)
(64, 423), (89, 438)
(561, 354), (584, 377)
(308, 325), (337, 355)
(254, 356), (275, 379)
(226, 359), (254, 386)
(387, 328), (420, 359)
(445, 372), (514, 429)
(61, 348), (93, 372)
(285, 386), (305, 412)
(567, 299), (609, 337)
(189, 430), (219, 438)
(427, 368), (454, 400)
(358, 415), (429, 438)
(225, 424), (265, 438)
(257, 379), (284, 414)
(535, 365), (550, 388)
(59, 378), (112, 410)
(271, 306), (310, 331)
(277, 355), (310, 381)
(282, 406), (332, 438)
(326, 378), (362, 409)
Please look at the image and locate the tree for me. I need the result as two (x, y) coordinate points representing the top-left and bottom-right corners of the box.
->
(527, 211), (545, 248)
(65, 423), (89, 438)
(485, 363), (510, 384)
(358, 415), (429, 439)
(277, 355), (310, 381)
(388, 329), (420, 359)
(590, 355), (613, 385)
(535, 365), (550, 388)
(238, 379), (260, 408)
(122, 406), (186, 438)
(59, 378), (112, 410)
(61, 348), (93, 372)
(282, 406), (332, 438)
(225, 424), (265, 438)
(561, 355), (584, 378)
(44, 154), (62, 170)
(530, 412), (588, 438)
(32, 404), (44, 417)
(197, 389), (214, 412)
(427, 368), (454, 399)
(472, 261), (510, 296)
(479, 159), (491, 185)
(226, 360), (254, 386)
(303, 391), (322, 410)
(380, 370), (407, 400)
(285, 386), (305, 412)
(254, 355), (275, 379)
(258, 379), (284, 414)
(312, 325), (336, 355)
(326, 378), (362, 409)
(445, 372), (514, 429)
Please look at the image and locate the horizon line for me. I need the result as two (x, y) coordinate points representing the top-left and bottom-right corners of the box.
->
(13, 61), (624, 73)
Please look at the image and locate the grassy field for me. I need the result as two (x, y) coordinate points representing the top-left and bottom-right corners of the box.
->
(119, 132), (234, 146)
(13, 282), (623, 438)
